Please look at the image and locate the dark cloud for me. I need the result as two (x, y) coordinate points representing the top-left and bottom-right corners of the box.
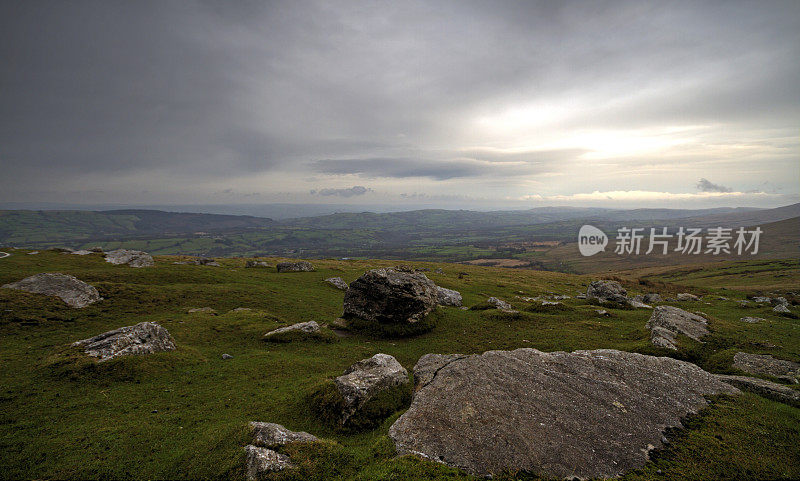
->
(311, 186), (372, 197)
(696, 178), (732, 193)
(0, 1), (797, 204)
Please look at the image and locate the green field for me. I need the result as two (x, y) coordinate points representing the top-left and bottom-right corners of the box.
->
(1, 251), (799, 480)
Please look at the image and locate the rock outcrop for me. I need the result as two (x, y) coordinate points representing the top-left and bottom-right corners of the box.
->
(325, 277), (349, 290)
(715, 375), (800, 408)
(276, 261), (315, 272)
(389, 348), (738, 479)
(342, 269), (438, 326)
(2, 273), (101, 308)
(645, 306), (709, 350)
(435, 286), (462, 307)
(72, 322), (176, 361)
(733, 352), (800, 384)
(586, 280), (628, 305)
(104, 249), (154, 268)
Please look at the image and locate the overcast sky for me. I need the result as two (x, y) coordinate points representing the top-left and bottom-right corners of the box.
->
(1, 0), (798, 210)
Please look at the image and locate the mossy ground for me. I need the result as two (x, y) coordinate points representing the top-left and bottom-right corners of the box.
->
(0, 250), (798, 480)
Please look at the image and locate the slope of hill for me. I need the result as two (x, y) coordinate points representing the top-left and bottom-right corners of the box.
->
(0, 209), (275, 245)
(0, 252), (798, 479)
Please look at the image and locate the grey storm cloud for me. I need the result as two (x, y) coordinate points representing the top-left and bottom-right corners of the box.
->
(0, 1), (798, 203)
(696, 178), (732, 193)
(311, 186), (372, 197)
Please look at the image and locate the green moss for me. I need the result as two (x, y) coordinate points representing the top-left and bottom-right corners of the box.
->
(344, 310), (439, 338)
(310, 380), (411, 432)
(524, 302), (574, 314)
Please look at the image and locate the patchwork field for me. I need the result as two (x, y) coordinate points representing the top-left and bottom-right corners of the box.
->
(1, 250), (798, 480)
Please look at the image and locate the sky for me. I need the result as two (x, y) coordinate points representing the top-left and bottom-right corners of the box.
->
(1, 0), (798, 211)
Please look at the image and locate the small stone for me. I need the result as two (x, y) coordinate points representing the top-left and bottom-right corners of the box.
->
(187, 307), (217, 315)
(773, 304), (791, 314)
(221, 353), (233, 360)
(676, 293), (700, 302)
(244, 445), (292, 480)
(249, 422), (318, 447)
(487, 297), (512, 310)
(263, 321), (321, 340)
(325, 277), (349, 290)
(276, 261), (315, 272)
(740, 316), (764, 323)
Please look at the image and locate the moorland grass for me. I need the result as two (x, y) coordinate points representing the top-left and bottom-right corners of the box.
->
(0, 250), (798, 479)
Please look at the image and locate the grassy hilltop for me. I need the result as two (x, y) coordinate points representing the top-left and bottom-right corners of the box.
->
(1, 250), (799, 480)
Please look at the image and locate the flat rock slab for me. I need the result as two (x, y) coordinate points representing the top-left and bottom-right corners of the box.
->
(250, 422), (318, 447)
(73, 321), (176, 361)
(389, 348), (737, 479)
(2, 272), (101, 308)
(104, 249), (154, 267)
(646, 306), (709, 350)
(733, 352), (800, 384)
(740, 316), (765, 323)
(263, 321), (320, 339)
(716, 375), (800, 408)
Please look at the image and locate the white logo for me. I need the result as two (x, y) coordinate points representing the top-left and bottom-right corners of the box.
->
(578, 225), (608, 257)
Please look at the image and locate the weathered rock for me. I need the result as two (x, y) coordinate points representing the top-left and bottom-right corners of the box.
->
(773, 304), (791, 314)
(332, 353), (409, 426)
(342, 269), (438, 325)
(88, 246), (104, 253)
(587, 280), (628, 305)
(263, 321), (320, 340)
(276, 261), (315, 272)
(412, 353), (466, 389)
(72, 321), (176, 361)
(435, 286), (462, 307)
(487, 297), (512, 310)
(26, 251), (39, 255)
(244, 445), (292, 480)
(221, 353), (233, 360)
(752, 296), (771, 303)
(771, 297), (789, 307)
(740, 316), (765, 323)
(70, 250), (94, 255)
(187, 307), (217, 315)
(104, 249), (154, 268)
(434, 268), (443, 274)
(628, 299), (652, 309)
(2, 273), (101, 308)
(646, 306), (709, 350)
(389, 348), (737, 479)
(676, 293), (701, 301)
(325, 277), (349, 290)
(642, 293), (662, 303)
(250, 422), (318, 447)
(596, 309), (611, 317)
(245, 260), (270, 268)
(733, 352), (800, 384)
(715, 375), (800, 408)
(229, 307), (253, 313)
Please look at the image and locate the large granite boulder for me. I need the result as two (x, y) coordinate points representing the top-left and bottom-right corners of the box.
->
(342, 269), (438, 326)
(2, 273), (101, 308)
(316, 353), (410, 429)
(733, 352), (800, 384)
(389, 348), (738, 479)
(586, 280), (628, 305)
(435, 286), (462, 307)
(104, 249), (154, 268)
(72, 321), (176, 361)
(276, 261), (314, 272)
(645, 306), (709, 350)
